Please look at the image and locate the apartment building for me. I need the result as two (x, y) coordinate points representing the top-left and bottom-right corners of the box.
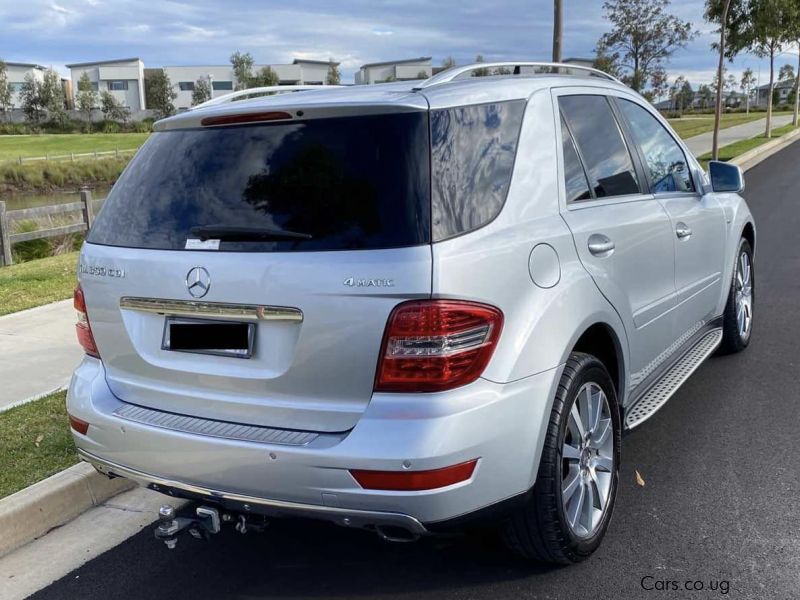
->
(164, 59), (337, 109)
(66, 58), (146, 111)
(4, 62), (46, 109)
(354, 57), (432, 84)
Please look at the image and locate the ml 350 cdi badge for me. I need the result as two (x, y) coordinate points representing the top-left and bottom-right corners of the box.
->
(68, 62), (755, 563)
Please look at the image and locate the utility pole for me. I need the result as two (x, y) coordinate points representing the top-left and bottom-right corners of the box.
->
(552, 0), (563, 63)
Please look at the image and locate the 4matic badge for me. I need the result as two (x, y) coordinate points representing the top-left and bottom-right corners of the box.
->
(343, 277), (395, 288)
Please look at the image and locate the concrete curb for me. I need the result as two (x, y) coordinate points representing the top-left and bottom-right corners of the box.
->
(0, 384), (68, 415)
(0, 461), (133, 558)
(731, 125), (800, 172)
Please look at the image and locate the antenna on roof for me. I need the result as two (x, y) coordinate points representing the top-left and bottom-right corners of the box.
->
(413, 61), (622, 90)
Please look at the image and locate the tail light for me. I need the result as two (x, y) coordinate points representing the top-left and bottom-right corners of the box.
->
(74, 285), (100, 358)
(68, 414), (90, 435)
(350, 459), (478, 491)
(374, 300), (503, 393)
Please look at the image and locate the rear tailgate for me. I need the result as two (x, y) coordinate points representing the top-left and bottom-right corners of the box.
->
(81, 107), (431, 433)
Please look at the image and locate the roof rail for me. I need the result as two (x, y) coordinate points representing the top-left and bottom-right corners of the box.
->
(413, 62), (623, 90)
(190, 85), (341, 110)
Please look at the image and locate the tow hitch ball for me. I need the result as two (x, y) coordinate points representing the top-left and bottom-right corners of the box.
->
(155, 504), (221, 549)
(155, 504), (266, 549)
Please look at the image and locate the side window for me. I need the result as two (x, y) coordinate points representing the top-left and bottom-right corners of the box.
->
(558, 95), (640, 198)
(431, 100), (525, 241)
(560, 116), (591, 202)
(618, 99), (695, 193)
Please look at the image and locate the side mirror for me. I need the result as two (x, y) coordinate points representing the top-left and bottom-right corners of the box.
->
(708, 161), (745, 193)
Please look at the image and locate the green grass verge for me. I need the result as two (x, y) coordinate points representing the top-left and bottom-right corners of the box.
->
(0, 133), (149, 161)
(0, 252), (78, 316)
(0, 156), (129, 193)
(0, 390), (77, 499)
(668, 111), (792, 139)
(698, 123), (799, 169)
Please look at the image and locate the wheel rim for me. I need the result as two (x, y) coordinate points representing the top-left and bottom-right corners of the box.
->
(561, 382), (614, 539)
(735, 250), (753, 340)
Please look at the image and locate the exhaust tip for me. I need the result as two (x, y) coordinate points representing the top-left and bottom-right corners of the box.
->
(375, 525), (420, 543)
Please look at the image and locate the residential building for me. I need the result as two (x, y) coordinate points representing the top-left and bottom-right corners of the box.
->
(354, 57), (432, 84)
(4, 62), (46, 109)
(164, 59), (338, 110)
(754, 79), (796, 107)
(67, 58), (146, 111)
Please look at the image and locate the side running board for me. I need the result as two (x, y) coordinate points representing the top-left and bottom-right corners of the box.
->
(625, 329), (723, 430)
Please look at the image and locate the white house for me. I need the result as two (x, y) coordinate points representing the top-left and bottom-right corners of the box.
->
(164, 59), (338, 110)
(354, 57), (432, 84)
(67, 58), (146, 111)
(4, 62), (46, 109)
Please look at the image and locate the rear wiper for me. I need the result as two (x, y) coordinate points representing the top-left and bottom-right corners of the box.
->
(189, 225), (313, 242)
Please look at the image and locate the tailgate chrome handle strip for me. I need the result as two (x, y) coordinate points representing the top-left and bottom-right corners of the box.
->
(120, 297), (303, 322)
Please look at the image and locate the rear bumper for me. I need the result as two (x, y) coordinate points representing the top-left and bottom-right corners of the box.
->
(67, 356), (561, 527)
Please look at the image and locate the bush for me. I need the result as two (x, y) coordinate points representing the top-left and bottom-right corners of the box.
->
(0, 118), (152, 135)
(11, 220), (51, 262)
(0, 157), (129, 193)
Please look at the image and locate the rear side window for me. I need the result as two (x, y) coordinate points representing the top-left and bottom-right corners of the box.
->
(617, 99), (695, 193)
(431, 100), (525, 241)
(88, 113), (431, 252)
(559, 95), (640, 198)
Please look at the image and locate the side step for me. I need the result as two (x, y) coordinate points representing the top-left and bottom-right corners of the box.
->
(625, 328), (723, 430)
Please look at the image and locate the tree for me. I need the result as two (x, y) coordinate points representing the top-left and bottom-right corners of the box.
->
(191, 79), (211, 106)
(598, 0), (697, 93)
(20, 73), (44, 123)
(787, 0), (800, 125)
(740, 67), (756, 113)
(706, 0), (735, 159)
(493, 66), (513, 75)
(416, 70), (430, 79)
(441, 56), (456, 70)
(779, 63), (795, 81)
(76, 72), (97, 130)
(698, 83), (714, 109)
(230, 51), (255, 90)
(593, 49), (622, 78)
(670, 75), (688, 111)
(553, 0), (563, 62)
(100, 91), (130, 123)
(0, 60), (11, 118)
(250, 66), (279, 88)
(650, 68), (669, 99)
(472, 55), (490, 77)
(145, 70), (177, 119)
(40, 69), (66, 126)
(326, 59), (341, 85)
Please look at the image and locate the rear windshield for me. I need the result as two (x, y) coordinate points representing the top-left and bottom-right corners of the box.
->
(88, 113), (431, 252)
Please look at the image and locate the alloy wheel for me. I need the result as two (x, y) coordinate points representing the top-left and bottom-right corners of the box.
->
(735, 250), (753, 340)
(561, 382), (614, 539)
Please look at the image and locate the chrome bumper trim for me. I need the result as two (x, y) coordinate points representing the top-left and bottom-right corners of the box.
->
(119, 297), (303, 322)
(77, 449), (429, 536)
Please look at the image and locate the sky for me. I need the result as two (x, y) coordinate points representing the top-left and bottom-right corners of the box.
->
(1, 0), (798, 91)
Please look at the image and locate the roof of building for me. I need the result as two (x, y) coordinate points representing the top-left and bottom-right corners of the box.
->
(66, 57), (141, 68)
(757, 79), (796, 90)
(360, 57), (432, 69)
(5, 62), (47, 70)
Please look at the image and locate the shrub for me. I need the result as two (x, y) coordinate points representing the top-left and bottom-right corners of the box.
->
(11, 220), (51, 262)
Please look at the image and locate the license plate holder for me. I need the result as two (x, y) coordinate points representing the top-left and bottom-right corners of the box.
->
(161, 317), (255, 359)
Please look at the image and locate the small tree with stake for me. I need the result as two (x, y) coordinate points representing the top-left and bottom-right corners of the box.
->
(326, 59), (341, 85)
(191, 79), (211, 106)
(145, 70), (177, 119)
(0, 59), (11, 119)
(76, 72), (97, 131)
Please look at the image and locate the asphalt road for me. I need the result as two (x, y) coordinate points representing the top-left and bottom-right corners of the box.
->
(32, 142), (800, 600)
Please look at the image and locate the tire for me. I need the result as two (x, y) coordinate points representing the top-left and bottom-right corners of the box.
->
(718, 237), (754, 355)
(503, 352), (621, 564)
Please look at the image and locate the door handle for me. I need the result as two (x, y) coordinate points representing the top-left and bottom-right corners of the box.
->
(587, 234), (615, 257)
(676, 222), (692, 239)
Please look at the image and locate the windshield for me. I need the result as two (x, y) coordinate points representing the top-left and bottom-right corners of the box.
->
(88, 112), (431, 252)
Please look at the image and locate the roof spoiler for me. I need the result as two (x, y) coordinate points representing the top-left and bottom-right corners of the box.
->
(190, 85), (343, 111)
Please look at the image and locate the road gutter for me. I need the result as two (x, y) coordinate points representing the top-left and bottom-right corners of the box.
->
(730, 126), (800, 172)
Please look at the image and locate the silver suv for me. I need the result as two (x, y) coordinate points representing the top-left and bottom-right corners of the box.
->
(68, 62), (755, 563)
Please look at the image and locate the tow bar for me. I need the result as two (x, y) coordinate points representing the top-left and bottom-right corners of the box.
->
(154, 504), (266, 549)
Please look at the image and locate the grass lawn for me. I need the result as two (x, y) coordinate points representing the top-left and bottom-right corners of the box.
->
(0, 252), (78, 316)
(0, 390), (77, 499)
(668, 111), (792, 140)
(0, 133), (149, 161)
(698, 123), (800, 169)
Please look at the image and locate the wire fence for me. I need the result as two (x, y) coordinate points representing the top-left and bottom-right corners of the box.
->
(1, 148), (138, 166)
